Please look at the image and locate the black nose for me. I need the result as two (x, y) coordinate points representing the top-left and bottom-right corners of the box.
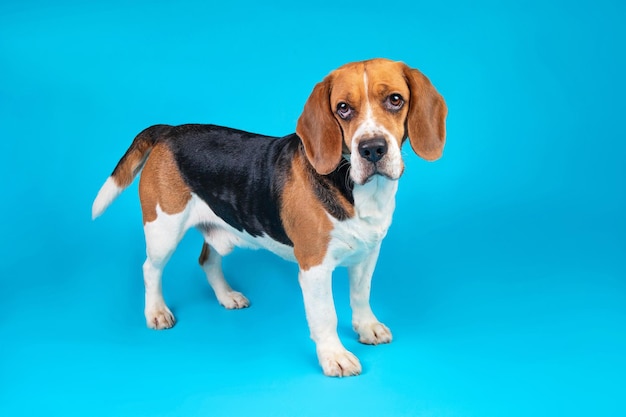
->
(358, 138), (388, 163)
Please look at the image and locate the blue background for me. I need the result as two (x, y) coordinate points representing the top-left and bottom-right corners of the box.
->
(1, 1), (624, 416)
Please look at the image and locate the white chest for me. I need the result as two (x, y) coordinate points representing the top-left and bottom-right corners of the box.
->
(328, 177), (398, 266)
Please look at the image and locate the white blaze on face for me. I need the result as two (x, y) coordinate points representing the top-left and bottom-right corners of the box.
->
(349, 71), (404, 184)
(353, 72), (376, 139)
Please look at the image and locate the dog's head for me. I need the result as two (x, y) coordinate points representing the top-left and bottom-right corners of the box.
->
(296, 58), (447, 185)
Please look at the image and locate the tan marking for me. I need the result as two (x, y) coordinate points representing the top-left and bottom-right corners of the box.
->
(112, 138), (153, 188)
(198, 242), (210, 265)
(138, 143), (192, 224)
(281, 151), (334, 271)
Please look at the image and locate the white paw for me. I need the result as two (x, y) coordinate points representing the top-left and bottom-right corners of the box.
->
(145, 305), (175, 330)
(217, 291), (250, 309)
(354, 321), (392, 345)
(318, 348), (362, 377)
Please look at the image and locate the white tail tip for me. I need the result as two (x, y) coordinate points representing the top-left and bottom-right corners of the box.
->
(92, 177), (122, 220)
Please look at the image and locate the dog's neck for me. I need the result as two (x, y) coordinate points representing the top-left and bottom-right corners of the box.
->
(352, 174), (398, 220)
(335, 152), (399, 221)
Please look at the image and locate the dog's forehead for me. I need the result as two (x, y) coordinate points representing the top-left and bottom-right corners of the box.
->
(329, 64), (365, 103)
(330, 60), (408, 102)
(366, 60), (406, 84)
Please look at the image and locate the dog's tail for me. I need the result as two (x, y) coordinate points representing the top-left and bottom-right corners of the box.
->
(92, 125), (171, 220)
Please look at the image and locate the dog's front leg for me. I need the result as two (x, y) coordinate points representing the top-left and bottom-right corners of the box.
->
(299, 264), (362, 377)
(348, 243), (392, 345)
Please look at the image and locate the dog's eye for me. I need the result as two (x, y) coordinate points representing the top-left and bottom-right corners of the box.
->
(337, 102), (354, 120)
(385, 94), (404, 112)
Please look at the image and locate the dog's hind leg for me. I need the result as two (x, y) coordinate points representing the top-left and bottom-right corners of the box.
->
(198, 242), (250, 309)
(138, 143), (193, 329)
(142, 208), (189, 329)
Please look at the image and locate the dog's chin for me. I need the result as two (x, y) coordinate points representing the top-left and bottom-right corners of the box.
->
(351, 168), (401, 186)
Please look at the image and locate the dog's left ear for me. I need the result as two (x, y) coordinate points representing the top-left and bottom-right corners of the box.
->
(403, 65), (448, 161)
(296, 76), (344, 175)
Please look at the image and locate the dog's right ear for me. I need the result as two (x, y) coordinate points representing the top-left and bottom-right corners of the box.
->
(296, 76), (344, 175)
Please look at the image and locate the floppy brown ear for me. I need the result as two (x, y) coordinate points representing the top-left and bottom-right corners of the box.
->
(403, 65), (448, 161)
(296, 76), (344, 175)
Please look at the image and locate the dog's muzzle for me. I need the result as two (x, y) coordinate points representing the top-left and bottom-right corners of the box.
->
(352, 136), (401, 184)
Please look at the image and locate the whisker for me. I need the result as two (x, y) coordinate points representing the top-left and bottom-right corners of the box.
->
(345, 166), (354, 190)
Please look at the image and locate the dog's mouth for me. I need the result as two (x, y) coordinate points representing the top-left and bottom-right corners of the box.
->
(351, 161), (403, 185)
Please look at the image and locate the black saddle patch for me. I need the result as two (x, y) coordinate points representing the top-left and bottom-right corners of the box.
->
(162, 124), (354, 246)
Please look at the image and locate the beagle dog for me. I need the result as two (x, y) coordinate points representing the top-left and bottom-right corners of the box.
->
(92, 58), (447, 377)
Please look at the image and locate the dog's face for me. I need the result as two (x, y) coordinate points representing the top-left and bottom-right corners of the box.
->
(330, 60), (412, 184)
(296, 58), (447, 185)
